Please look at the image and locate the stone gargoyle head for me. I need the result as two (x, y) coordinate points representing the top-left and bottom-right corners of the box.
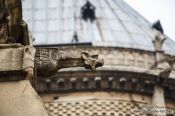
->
(81, 52), (104, 71)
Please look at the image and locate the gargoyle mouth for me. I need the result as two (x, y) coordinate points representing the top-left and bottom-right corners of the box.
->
(95, 59), (104, 68)
(84, 59), (104, 71)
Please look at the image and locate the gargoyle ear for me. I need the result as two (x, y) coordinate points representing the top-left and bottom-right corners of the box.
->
(81, 52), (90, 60)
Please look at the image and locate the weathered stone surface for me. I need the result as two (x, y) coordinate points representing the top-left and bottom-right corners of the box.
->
(41, 92), (174, 116)
(0, 44), (23, 72)
(0, 44), (48, 116)
(36, 46), (175, 116)
(0, 44), (35, 75)
(42, 92), (151, 116)
(0, 80), (48, 116)
(35, 48), (104, 76)
(152, 86), (166, 116)
(0, 0), (30, 45)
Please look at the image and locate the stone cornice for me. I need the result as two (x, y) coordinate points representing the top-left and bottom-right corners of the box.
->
(37, 70), (175, 100)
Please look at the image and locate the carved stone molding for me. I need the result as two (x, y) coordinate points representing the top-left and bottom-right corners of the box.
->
(37, 71), (175, 100)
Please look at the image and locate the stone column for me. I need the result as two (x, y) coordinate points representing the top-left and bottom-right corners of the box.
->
(0, 44), (48, 116)
(152, 32), (167, 116)
(152, 51), (166, 116)
(152, 86), (166, 115)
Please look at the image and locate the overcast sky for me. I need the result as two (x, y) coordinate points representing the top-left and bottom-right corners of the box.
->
(123, 0), (175, 41)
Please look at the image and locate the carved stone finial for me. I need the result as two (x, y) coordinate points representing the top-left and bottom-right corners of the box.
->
(153, 32), (166, 52)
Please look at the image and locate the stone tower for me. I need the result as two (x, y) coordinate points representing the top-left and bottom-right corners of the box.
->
(22, 0), (175, 115)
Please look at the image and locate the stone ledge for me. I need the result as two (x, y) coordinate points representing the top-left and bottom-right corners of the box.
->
(0, 46), (23, 71)
(0, 70), (26, 81)
(0, 44), (23, 48)
(0, 44), (35, 81)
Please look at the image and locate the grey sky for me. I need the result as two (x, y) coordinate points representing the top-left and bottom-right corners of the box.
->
(124, 0), (175, 41)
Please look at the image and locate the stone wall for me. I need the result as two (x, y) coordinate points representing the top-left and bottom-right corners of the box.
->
(0, 44), (48, 116)
(41, 92), (175, 116)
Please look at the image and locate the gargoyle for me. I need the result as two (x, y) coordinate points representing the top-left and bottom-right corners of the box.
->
(151, 56), (175, 84)
(152, 32), (166, 51)
(0, 0), (30, 45)
(35, 49), (104, 76)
